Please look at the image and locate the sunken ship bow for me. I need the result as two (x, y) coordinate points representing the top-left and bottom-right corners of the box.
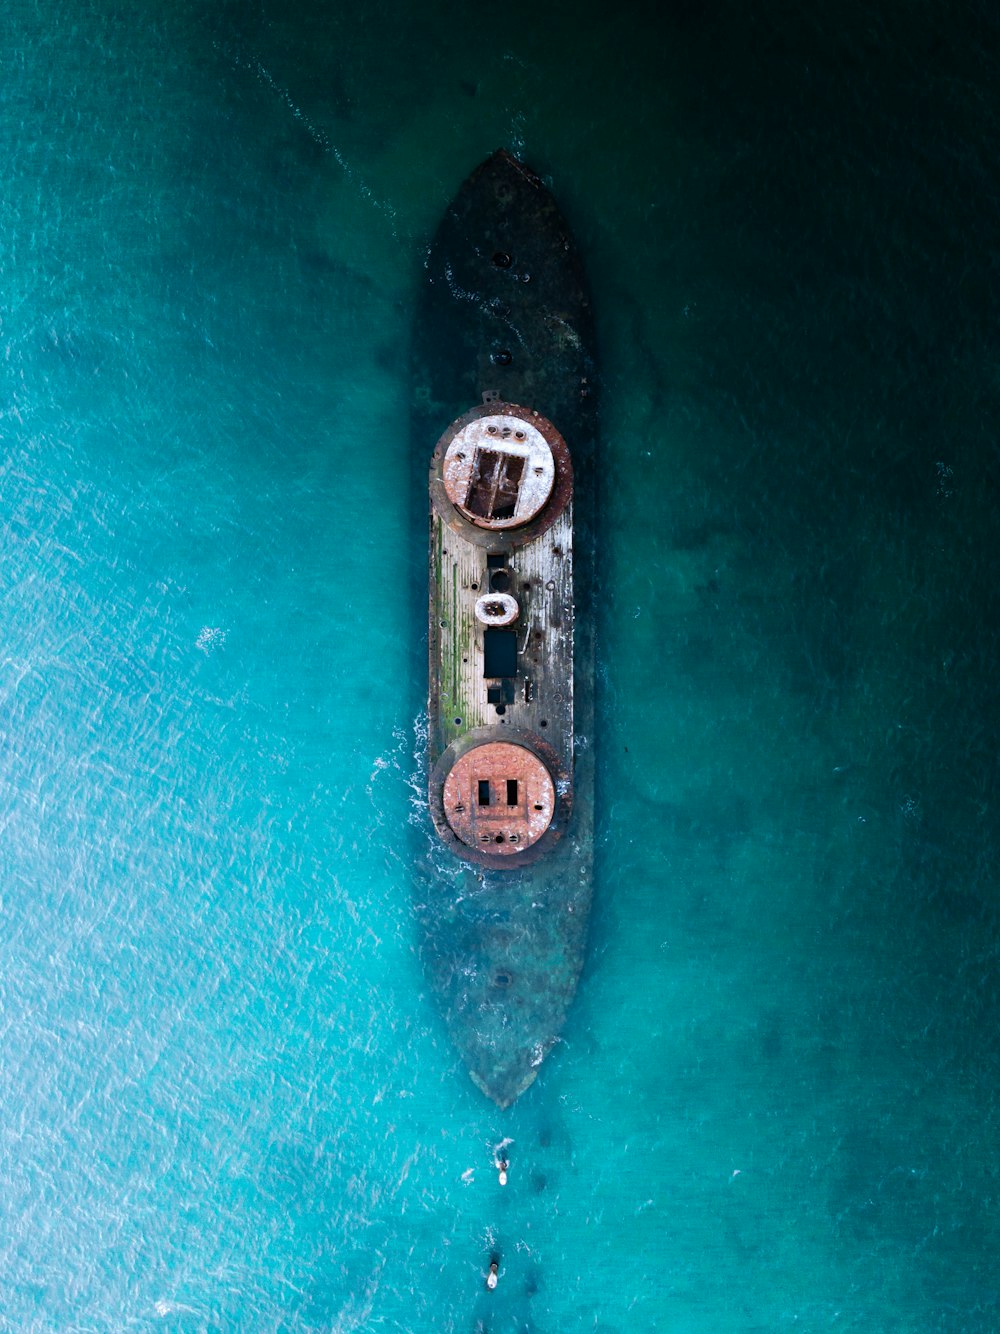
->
(413, 150), (597, 1108)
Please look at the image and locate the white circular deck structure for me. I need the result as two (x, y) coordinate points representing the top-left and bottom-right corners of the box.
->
(442, 412), (555, 529)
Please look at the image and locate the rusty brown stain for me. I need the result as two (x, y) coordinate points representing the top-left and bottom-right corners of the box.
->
(443, 741), (555, 854)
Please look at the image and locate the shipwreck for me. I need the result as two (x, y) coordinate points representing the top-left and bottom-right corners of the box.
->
(412, 149), (597, 1107)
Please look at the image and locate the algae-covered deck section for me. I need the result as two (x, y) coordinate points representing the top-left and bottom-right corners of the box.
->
(428, 503), (574, 764)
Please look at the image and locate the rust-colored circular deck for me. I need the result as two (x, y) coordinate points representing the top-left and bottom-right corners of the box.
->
(443, 741), (555, 855)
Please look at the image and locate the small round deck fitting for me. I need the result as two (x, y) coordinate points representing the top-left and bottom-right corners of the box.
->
(474, 592), (519, 627)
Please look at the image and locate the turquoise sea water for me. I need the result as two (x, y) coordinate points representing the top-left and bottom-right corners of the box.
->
(3, 1), (999, 1329)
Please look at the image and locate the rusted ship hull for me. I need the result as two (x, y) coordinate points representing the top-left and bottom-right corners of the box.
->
(413, 150), (597, 1108)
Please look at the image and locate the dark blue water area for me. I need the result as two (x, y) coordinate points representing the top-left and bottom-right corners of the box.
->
(2, 0), (999, 1329)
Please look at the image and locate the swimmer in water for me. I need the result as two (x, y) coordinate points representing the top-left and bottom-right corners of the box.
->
(493, 1141), (511, 1185)
(486, 1259), (499, 1290)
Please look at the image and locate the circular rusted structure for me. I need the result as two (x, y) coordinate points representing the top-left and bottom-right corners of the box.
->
(429, 727), (572, 869)
(430, 401), (573, 549)
(443, 741), (555, 855)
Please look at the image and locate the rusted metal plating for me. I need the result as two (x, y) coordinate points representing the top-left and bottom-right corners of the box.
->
(443, 741), (555, 854)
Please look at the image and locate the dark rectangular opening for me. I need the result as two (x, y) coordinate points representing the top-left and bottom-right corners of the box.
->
(487, 686), (504, 705)
(506, 779), (519, 806)
(487, 553), (506, 568)
(478, 780), (491, 807)
(492, 454), (524, 520)
(483, 628), (517, 678)
(465, 449), (525, 521)
(464, 450), (500, 519)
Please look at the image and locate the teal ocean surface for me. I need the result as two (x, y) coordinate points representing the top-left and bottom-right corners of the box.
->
(2, 1), (998, 1329)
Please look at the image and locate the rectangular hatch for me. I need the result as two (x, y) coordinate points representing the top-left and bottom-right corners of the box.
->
(465, 448), (526, 521)
(483, 628), (517, 678)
